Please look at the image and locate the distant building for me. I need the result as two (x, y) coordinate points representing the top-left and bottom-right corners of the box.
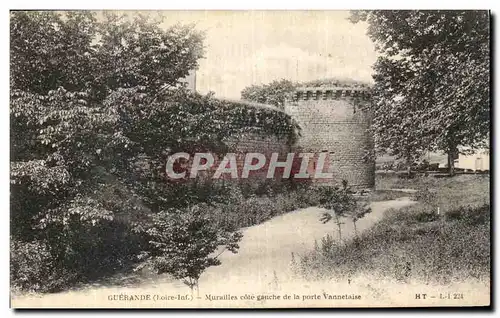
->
(380, 148), (490, 172)
(456, 149), (490, 172)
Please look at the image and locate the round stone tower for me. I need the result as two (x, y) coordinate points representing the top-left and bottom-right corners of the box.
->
(285, 82), (375, 189)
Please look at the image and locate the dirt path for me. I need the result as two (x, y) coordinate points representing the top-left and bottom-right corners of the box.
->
(15, 197), (490, 308)
(200, 197), (416, 288)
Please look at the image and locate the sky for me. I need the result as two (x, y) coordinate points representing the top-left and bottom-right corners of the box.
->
(157, 10), (377, 99)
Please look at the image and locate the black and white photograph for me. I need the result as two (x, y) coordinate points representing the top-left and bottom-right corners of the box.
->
(8, 9), (491, 308)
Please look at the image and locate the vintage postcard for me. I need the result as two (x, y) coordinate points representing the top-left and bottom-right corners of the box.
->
(10, 10), (491, 308)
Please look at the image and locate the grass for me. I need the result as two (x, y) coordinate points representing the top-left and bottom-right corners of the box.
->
(368, 189), (411, 202)
(207, 184), (323, 230)
(377, 172), (489, 191)
(298, 174), (490, 285)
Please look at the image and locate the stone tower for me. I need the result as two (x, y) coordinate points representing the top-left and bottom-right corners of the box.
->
(285, 83), (375, 189)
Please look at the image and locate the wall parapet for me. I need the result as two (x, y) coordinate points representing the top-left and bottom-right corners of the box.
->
(293, 86), (371, 101)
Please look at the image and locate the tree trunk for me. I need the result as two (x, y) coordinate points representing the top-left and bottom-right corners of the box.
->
(336, 215), (342, 243)
(337, 222), (342, 243)
(406, 155), (412, 177)
(189, 281), (194, 297)
(196, 279), (200, 299)
(447, 148), (456, 176)
(447, 153), (454, 176)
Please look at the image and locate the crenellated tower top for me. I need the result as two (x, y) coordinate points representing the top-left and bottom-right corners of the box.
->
(292, 86), (372, 101)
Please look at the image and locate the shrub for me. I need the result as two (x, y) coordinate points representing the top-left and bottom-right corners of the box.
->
(10, 239), (77, 293)
(205, 183), (324, 230)
(413, 188), (437, 205)
(317, 181), (371, 242)
(138, 204), (242, 293)
(295, 185), (323, 207)
(10, 11), (305, 295)
(445, 204), (490, 225)
(414, 210), (440, 223)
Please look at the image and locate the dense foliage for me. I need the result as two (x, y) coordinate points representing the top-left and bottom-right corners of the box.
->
(349, 11), (490, 173)
(10, 11), (300, 293)
(240, 79), (296, 110)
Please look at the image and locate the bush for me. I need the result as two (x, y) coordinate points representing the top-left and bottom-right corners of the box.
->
(445, 204), (490, 225)
(413, 188), (437, 204)
(414, 210), (440, 223)
(204, 182), (325, 230)
(138, 204), (242, 292)
(11, 215), (148, 293)
(10, 239), (77, 293)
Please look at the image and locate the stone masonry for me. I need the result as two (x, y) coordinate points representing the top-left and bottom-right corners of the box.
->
(208, 84), (375, 190)
(285, 85), (375, 189)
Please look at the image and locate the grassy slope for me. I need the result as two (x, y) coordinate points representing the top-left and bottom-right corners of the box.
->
(300, 174), (490, 284)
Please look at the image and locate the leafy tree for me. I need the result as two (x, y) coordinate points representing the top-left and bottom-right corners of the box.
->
(10, 10), (205, 289)
(241, 79), (296, 110)
(318, 181), (366, 243)
(10, 11), (97, 95)
(10, 11), (204, 98)
(350, 10), (490, 175)
(93, 12), (204, 97)
(139, 204), (242, 294)
(10, 11), (301, 292)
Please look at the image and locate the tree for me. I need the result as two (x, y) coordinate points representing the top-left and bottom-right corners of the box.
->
(140, 204), (242, 295)
(241, 79), (296, 110)
(10, 11), (205, 234)
(350, 201), (372, 239)
(318, 181), (362, 243)
(11, 11), (204, 99)
(10, 11), (97, 95)
(10, 11), (206, 289)
(10, 11), (301, 292)
(350, 10), (490, 175)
